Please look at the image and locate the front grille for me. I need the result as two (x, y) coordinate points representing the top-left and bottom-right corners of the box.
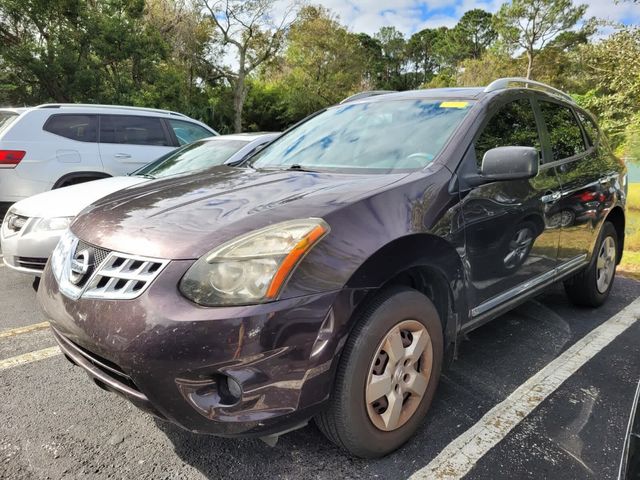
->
(16, 256), (47, 271)
(75, 240), (111, 269)
(82, 252), (168, 300)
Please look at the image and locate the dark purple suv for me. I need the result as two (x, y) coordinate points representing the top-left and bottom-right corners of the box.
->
(38, 79), (627, 458)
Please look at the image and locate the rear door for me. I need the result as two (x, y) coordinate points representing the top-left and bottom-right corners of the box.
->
(535, 99), (608, 266)
(98, 115), (175, 175)
(166, 119), (215, 146)
(460, 95), (562, 319)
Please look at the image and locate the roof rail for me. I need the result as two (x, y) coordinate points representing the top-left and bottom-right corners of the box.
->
(484, 77), (575, 104)
(339, 90), (397, 104)
(35, 103), (189, 118)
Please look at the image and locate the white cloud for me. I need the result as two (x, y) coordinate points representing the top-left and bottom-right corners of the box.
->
(310, 0), (639, 37)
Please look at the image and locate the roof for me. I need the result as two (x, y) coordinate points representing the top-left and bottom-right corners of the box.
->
(34, 103), (190, 118)
(341, 87), (486, 105)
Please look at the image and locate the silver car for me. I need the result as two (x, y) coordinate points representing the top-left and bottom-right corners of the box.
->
(1, 133), (279, 275)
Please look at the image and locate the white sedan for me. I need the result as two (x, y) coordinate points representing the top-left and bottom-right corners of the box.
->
(1, 133), (278, 276)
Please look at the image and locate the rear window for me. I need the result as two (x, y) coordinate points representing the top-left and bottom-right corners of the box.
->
(43, 114), (98, 142)
(100, 115), (171, 146)
(168, 119), (213, 146)
(0, 111), (18, 134)
(576, 111), (599, 147)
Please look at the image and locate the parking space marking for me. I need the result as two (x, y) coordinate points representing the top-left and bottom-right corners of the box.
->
(0, 321), (50, 340)
(0, 346), (61, 371)
(410, 297), (640, 480)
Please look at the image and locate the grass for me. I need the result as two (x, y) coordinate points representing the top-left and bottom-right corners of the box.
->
(619, 183), (640, 280)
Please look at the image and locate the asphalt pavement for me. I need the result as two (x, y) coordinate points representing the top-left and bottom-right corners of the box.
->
(1, 259), (639, 480)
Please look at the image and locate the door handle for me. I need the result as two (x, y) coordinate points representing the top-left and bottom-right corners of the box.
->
(114, 153), (131, 159)
(541, 191), (561, 203)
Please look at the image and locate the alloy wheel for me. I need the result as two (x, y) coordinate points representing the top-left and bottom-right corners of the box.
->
(504, 226), (534, 270)
(596, 236), (616, 293)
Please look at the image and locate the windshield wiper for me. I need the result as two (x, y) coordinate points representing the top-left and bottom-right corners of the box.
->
(287, 164), (318, 173)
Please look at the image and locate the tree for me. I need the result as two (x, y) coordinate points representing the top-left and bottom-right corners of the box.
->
(406, 28), (441, 85)
(575, 27), (640, 158)
(457, 52), (524, 87)
(274, 5), (366, 120)
(201, 0), (298, 132)
(495, 0), (587, 79)
(0, 0), (190, 109)
(374, 26), (408, 89)
(355, 33), (384, 89)
(454, 9), (497, 60)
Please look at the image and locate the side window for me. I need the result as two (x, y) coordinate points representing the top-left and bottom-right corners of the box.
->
(168, 119), (212, 146)
(43, 114), (98, 143)
(475, 98), (541, 168)
(539, 101), (587, 161)
(100, 115), (171, 146)
(576, 110), (599, 147)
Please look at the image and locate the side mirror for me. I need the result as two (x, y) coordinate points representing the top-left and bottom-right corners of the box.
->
(481, 146), (539, 181)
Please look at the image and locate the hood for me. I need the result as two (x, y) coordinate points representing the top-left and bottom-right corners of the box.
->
(12, 176), (148, 218)
(71, 166), (410, 260)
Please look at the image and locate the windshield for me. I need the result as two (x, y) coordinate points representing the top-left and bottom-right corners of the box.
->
(135, 139), (249, 178)
(251, 99), (474, 173)
(0, 111), (18, 135)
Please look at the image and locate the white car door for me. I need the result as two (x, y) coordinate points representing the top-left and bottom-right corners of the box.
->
(98, 114), (176, 175)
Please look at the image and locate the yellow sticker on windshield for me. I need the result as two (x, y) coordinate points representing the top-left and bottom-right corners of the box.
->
(440, 101), (469, 109)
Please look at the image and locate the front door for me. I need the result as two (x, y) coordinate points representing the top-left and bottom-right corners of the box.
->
(460, 96), (562, 319)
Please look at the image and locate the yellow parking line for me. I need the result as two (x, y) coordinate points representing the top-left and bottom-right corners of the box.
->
(0, 346), (61, 371)
(0, 321), (50, 339)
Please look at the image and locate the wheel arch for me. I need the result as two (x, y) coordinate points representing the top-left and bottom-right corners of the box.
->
(344, 233), (466, 358)
(605, 206), (625, 263)
(53, 171), (112, 189)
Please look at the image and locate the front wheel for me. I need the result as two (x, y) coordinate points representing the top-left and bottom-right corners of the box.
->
(315, 286), (443, 458)
(564, 221), (618, 307)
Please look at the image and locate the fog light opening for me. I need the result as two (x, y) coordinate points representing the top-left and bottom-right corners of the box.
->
(218, 374), (242, 405)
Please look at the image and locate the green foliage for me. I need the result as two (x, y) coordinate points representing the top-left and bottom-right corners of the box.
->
(495, 0), (587, 78)
(574, 27), (640, 159)
(269, 6), (366, 121)
(0, 0), (635, 146)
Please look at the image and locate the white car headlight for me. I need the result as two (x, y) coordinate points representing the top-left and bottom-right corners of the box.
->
(32, 216), (74, 234)
(1, 210), (28, 237)
(179, 218), (330, 306)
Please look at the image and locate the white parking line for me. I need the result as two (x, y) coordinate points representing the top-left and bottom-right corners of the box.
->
(409, 297), (640, 480)
(0, 346), (61, 371)
(0, 321), (50, 339)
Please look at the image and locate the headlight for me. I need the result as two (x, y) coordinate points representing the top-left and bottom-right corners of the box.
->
(2, 210), (28, 237)
(179, 218), (330, 306)
(50, 229), (76, 285)
(32, 216), (74, 233)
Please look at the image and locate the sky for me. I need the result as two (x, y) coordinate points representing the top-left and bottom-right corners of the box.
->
(309, 0), (640, 36)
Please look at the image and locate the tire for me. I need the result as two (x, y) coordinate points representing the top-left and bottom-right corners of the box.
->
(315, 286), (443, 458)
(564, 221), (618, 307)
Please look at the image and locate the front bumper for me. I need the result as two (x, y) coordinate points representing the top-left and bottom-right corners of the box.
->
(1, 216), (62, 275)
(38, 259), (361, 438)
